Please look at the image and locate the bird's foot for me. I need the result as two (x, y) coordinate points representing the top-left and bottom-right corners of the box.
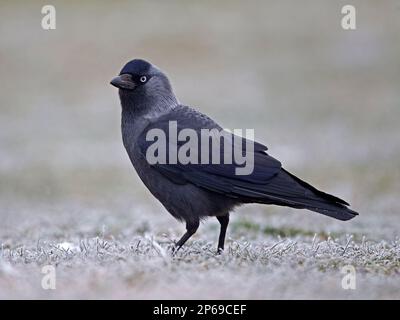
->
(171, 244), (182, 256)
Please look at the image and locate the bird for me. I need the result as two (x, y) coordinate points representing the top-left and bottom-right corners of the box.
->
(110, 58), (358, 253)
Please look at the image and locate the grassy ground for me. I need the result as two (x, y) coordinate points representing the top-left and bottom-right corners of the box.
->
(1, 207), (399, 299)
(0, 1), (399, 299)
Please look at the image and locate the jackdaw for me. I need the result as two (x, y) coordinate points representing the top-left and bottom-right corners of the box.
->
(110, 59), (358, 252)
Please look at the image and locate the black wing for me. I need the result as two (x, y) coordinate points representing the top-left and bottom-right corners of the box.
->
(138, 106), (358, 220)
(138, 106), (281, 193)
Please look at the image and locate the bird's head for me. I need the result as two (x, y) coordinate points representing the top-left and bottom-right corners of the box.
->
(111, 59), (178, 114)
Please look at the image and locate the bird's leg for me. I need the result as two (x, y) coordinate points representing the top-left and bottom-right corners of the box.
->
(216, 214), (230, 254)
(174, 219), (200, 252)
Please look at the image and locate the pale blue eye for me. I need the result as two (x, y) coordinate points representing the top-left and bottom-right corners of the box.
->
(140, 76), (147, 83)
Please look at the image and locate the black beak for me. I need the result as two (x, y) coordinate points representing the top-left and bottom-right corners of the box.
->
(110, 74), (136, 90)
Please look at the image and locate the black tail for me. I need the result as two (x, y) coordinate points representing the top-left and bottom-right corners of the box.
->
(258, 168), (359, 221)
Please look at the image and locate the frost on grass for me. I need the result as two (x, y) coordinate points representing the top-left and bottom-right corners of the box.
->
(2, 234), (399, 273)
(0, 232), (399, 299)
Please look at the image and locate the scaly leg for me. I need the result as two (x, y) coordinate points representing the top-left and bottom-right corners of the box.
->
(174, 219), (200, 252)
(216, 214), (229, 253)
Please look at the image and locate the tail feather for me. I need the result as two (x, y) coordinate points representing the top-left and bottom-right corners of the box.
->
(256, 168), (359, 221)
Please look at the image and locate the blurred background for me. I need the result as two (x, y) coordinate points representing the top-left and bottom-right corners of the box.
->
(0, 1), (399, 299)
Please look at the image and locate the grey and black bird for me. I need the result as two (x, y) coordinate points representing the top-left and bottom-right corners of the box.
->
(110, 59), (358, 253)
